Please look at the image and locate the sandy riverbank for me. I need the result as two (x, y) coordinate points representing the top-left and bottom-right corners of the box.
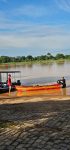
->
(0, 91), (70, 105)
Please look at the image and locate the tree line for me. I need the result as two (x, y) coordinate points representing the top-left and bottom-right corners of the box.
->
(0, 53), (70, 63)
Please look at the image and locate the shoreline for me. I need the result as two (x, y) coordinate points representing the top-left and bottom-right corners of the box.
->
(0, 92), (70, 104)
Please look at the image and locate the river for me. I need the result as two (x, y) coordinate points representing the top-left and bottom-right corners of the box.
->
(0, 61), (70, 86)
(0, 61), (70, 96)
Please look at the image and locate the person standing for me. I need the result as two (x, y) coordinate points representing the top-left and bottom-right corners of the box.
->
(7, 74), (12, 95)
(61, 77), (66, 88)
(57, 77), (66, 88)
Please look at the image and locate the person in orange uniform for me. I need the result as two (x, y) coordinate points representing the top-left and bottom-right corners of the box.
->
(7, 74), (12, 95)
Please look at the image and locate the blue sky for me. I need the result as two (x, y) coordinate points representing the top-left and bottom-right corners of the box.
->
(0, 0), (70, 56)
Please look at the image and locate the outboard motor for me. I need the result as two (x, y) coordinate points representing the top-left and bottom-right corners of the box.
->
(57, 78), (66, 88)
(57, 80), (61, 84)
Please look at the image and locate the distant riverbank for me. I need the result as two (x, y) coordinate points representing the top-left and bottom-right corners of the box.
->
(0, 59), (70, 67)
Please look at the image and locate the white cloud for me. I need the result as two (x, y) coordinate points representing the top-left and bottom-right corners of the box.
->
(0, 9), (70, 53)
(0, 0), (70, 55)
(14, 4), (50, 17)
(0, 26), (70, 51)
(0, 21), (70, 36)
(55, 0), (70, 12)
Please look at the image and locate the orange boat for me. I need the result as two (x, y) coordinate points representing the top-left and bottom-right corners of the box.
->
(15, 83), (61, 92)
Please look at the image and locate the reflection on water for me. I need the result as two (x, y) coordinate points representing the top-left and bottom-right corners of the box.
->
(62, 88), (66, 96)
(56, 60), (65, 65)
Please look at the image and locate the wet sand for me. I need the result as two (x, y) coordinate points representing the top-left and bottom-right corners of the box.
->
(0, 88), (70, 106)
(0, 86), (70, 101)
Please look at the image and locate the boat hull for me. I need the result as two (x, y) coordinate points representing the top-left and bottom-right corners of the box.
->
(15, 83), (61, 92)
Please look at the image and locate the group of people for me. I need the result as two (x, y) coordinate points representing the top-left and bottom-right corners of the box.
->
(0, 74), (66, 96)
(7, 75), (66, 90)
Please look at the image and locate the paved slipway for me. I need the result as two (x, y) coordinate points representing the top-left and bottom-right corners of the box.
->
(0, 94), (70, 150)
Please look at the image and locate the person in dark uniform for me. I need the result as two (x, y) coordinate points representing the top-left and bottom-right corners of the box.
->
(57, 77), (66, 88)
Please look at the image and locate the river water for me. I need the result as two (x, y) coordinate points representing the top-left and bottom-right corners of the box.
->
(0, 61), (70, 85)
(0, 61), (70, 96)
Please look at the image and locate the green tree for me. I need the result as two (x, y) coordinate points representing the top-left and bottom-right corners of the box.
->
(26, 55), (33, 61)
(40, 55), (47, 60)
(0, 56), (11, 63)
(65, 55), (70, 59)
(47, 53), (54, 59)
(55, 53), (65, 59)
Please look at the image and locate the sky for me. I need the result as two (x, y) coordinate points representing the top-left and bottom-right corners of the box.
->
(0, 0), (70, 56)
